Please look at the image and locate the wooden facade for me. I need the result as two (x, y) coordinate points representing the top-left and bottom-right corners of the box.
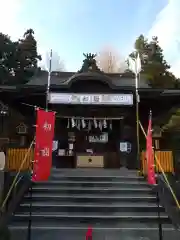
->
(0, 55), (180, 173)
(5, 148), (175, 174)
(141, 150), (174, 175)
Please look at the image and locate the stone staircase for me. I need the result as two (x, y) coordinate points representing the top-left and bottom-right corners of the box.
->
(9, 168), (180, 240)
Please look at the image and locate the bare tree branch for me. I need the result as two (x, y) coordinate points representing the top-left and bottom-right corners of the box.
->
(96, 47), (127, 73)
(41, 51), (65, 71)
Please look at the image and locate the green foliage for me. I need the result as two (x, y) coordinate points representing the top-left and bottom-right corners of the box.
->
(131, 34), (149, 59)
(0, 33), (16, 84)
(0, 29), (41, 85)
(162, 108), (180, 131)
(129, 35), (177, 88)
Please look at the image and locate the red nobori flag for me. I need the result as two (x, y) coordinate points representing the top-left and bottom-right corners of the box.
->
(32, 109), (55, 182)
(146, 111), (156, 185)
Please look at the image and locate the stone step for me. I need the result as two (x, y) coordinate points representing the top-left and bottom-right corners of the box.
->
(20, 200), (164, 212)
(30, 186), (152, 195)
(23, 193), (157, 203)
(49, 175), (145, 182)
(9, 168), (172, 240)
(10, 221), (174, 229)
(50, 168), (140, 177)
(13, 212), (170, 227)
(13, 211), (170, 225)
(33, 180), (148, 188)
(33, 185), (150, 190)
(19, 201), (164, 213)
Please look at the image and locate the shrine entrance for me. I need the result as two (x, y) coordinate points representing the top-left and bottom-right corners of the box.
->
(52, 117), (123, 169)
(50, 93), (136, 170)
(49, 53), (136, 169)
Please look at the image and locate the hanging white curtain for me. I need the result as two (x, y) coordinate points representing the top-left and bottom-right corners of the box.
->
(103, 119), (107, 128)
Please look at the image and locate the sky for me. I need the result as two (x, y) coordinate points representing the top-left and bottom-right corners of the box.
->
(0, 0), (180, 77)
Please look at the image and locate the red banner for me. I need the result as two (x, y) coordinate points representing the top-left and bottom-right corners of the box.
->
(32, 109), (55, 182)
(146, 112), (156, 185)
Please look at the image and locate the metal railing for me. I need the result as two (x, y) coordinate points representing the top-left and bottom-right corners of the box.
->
(0, 139), (34, 212)
(139, 120), (180, 210)
(139, 120), (180, 239)
(141, 150), (174, 175)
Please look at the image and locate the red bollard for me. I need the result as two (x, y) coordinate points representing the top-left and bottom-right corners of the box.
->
(86, 226), (92, 240)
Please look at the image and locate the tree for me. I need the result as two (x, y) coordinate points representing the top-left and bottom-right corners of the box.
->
(97, 47), (126, 73)
(128, 35), (176, 88)
(0, 33), (17, 84)
(0, 29), (41, 85)
(13, 29), (41, 84)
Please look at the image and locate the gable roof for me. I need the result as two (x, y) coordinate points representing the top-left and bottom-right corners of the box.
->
(26, 71), (150, 89)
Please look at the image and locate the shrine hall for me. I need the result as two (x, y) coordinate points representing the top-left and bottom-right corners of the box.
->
(0, 53), (179, 172)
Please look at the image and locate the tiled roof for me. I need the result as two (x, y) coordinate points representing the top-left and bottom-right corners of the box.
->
(26, 71), (150, 89)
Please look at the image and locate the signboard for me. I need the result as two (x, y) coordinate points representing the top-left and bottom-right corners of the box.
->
(120, 142), (132, 153)
(49, 93), (133, 105)
(89, 133), (108, 143)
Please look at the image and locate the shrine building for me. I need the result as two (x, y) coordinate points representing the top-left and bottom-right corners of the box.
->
(0, 53), (179, 174)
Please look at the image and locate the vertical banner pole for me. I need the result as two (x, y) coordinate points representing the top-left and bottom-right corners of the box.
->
(128, 52), (141, 171)
(46, 49), (52, 111)
(135, 73), (140, 170)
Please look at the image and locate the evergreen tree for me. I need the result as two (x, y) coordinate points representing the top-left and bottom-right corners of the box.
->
(0, 33), (17, 84)
(130, 34), (149, 60)
(14, 29), (41, 84)
(0, 29), (41, 85)
(129, 35), (176, 88)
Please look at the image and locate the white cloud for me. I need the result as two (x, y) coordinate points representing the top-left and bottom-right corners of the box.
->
(148, 0), (180, 78)
(0, 0), (79, 69)
(0, 0), (24, 39)
(0, 0), (49, 67)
